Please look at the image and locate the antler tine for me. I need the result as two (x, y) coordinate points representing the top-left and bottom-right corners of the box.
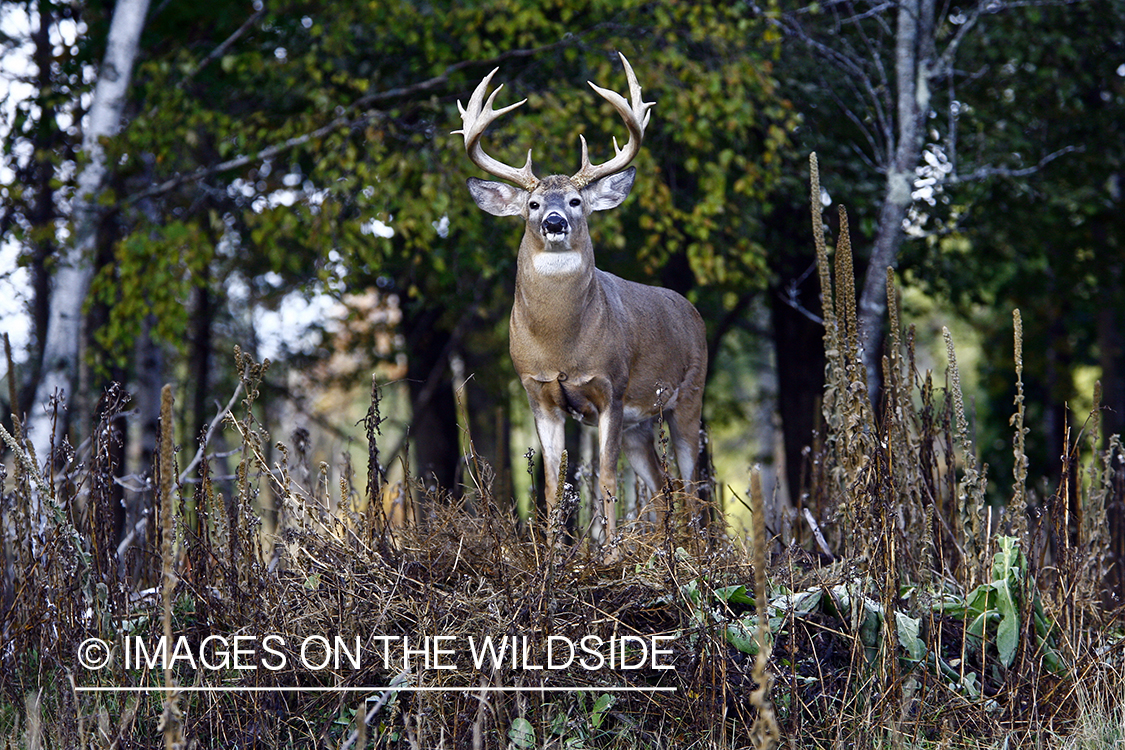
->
(571, 53), (654, 189)
(454, 68), (539, 191)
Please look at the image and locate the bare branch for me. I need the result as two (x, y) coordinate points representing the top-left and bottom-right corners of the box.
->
(778, 287), (825, 327)
(776, 4), (895, 164)
(187, 7), (266, 84)
(126, 110), (380, 205)
(947, 145), (1084, 185)
(778, 262), (825, 327)
(933, 0), (1088, 79)
(178, 380), (244, 485)
(932, 0), (990, 79)
(125, 42), (571, 206)
(366, 42), (567, 105)
(146, 3), (268, 118)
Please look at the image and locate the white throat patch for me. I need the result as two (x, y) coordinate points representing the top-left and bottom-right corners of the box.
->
(533, 251), (584, 276)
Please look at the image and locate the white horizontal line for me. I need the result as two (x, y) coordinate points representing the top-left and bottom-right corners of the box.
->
(74, 686), (676, 694)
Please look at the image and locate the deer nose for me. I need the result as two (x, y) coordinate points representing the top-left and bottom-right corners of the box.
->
(542, 213), (568, 235)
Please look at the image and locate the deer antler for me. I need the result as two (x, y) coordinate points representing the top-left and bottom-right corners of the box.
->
(570, 53), (654, 189)
(454, 68), (539, 191)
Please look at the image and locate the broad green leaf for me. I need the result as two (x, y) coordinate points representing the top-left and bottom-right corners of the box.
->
(779, 589), (822, 616)
(725, 616), (762, 655)
(895, 612), (926, 662)
(713, 584), (755, 606)
(508, 717), (535, 750)
(590, 693), (616, 729)
(995, 595), (1020, 668)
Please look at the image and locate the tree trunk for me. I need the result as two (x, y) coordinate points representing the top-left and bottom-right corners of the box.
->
(403, 307), (460, 500)
(462, 353), (514, 507)
(1097, 249), (1123, 444)
(26, 0), (152, 467)
(1095, 249), (1124, 603)
(128, 314), (163, 576)
(191, 278), (214, 443)
(856, 0), (934, 405)
(26, 1), (58, 397)
(771, 266), (825, 509)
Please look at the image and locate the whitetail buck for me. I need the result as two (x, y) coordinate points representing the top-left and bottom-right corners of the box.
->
(454, 53), (707, 551)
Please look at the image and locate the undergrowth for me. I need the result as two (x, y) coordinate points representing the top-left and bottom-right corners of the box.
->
(0, 154), (1121, 749)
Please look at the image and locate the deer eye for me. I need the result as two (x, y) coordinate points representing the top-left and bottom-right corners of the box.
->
(569, 198), (581, 207)
(529, 201), (540, 210)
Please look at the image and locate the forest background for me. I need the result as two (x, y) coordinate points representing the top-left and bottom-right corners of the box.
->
(1, 0), (1123, 543)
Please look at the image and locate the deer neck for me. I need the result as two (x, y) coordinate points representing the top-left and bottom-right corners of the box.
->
(513, 234), (601, 341)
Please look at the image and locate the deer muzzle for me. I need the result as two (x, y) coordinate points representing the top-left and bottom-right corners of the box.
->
(542, 212), (569, 241)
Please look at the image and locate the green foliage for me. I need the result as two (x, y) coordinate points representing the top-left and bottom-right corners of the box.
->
(704, 564), (1060, 705)
(508, 716), (536, 748)
(894, 0), (1125, 497)
(936, 536), (1064, 675)
(589, 692), (615, 729)
(79, 0), (796, 375)
(89, 220), (212, 363)
(941, 536), (1025, 669)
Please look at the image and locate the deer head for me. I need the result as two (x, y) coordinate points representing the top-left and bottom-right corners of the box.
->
(453, 53), (653, 233)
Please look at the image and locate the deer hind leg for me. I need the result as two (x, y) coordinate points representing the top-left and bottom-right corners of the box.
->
(667, 412), (701, 494)
(621, 419), (666, 520)
(667, 392), (705, 536)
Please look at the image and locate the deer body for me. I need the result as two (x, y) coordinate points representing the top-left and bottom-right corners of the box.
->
(456, 55), (707, 547)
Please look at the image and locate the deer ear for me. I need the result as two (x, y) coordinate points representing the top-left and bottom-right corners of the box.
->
(581, 167), (635, 212)
(467, 178), (527, 217)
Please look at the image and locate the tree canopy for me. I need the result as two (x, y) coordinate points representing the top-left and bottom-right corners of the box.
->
(1, 0), (1121, 511)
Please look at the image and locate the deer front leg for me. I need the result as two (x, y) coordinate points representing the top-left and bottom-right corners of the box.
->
(530, 401), (567, 540)
(597, 401), (624, 544)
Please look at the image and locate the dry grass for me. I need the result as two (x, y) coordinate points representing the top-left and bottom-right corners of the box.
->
(0, 157), (1122, 748)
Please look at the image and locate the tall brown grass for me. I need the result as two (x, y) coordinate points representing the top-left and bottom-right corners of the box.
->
(0, 156), (1120, 748)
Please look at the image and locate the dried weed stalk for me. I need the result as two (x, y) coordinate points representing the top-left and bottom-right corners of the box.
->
(157, 385), (183, 748)
(1010, 309), (1030, 542)
(0, 160), (1122, 748)
(749, 468), (779, 749)
(799, 157), (1122, 747)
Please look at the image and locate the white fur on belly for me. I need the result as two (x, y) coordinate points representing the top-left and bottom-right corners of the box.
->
(533, 251), (584, 276)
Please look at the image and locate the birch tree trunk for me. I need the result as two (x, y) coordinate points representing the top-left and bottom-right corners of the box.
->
(26, 0), (152, 467)
(856, 0), (935, 405)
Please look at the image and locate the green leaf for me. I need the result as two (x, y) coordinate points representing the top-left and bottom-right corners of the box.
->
(995, 595), (1020, 668)
(989, 536), (1024, 667)
(858, 600), (881, 651)
(894, 612), (926, 662)
(713, 584), (755, 606)
(939, 537), (1027, 668)
(682, 579), (702, 607)
(780, 589), (822, 616)
(725, 616), (762, 655)
(590, 693), (615, 729)
(508, 717), (535, 749)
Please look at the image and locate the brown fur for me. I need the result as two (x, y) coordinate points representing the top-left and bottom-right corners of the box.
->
(468, 172), (707, 546)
